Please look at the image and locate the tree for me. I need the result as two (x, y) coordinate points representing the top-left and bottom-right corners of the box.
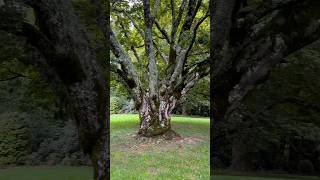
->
(110, 0), (210, 137)
(0, 0), (109, 179)
(210, 0), (320, 170)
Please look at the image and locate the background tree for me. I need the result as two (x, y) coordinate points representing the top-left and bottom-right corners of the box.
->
(210, 0), (320, 171)
(110, 0), (210, 137)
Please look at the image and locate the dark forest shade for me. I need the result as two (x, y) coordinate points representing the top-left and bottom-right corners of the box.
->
(210, 0), (320, 173)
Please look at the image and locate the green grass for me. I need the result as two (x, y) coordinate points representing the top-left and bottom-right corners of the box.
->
(2, 114), (317, 180)
(213, 176), (302, 180)
(0, 166), (92, 180)
(0, 114), (209, 180)
(110, 114), (210, 180)
(213, 169), (320, 180)
(213, 175), (320, 180)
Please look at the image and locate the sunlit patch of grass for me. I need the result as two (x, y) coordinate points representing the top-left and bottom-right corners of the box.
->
(110, 114), (210, 180)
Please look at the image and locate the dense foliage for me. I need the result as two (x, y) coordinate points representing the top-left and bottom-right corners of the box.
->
(0, 32), (88, 166)
(0, 67), (89, 166)
(110, 73), (210, 116)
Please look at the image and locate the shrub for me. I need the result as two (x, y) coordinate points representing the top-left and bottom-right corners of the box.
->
(25, 152), (40, 165)
(298, 159), (314, 174)
(120, 99), (136, 114)
(0, 112), (29, 166)
(46, 153), (62, 165)
(110, 96), (120, 114)
(111, 96), (136, 114)
(62, 152), (90, 166)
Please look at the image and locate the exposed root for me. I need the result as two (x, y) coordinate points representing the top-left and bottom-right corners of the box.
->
(136, 129), (181, 142)
(129, 131), (203, 152)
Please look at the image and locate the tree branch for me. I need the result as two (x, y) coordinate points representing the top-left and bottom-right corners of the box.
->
(153, 41), (168, 64)
(110, 30), (143, 105)
(130, 45), (141, 62)
(170, 0), (175, 28)
(240, 0), (304, 31)
(185, 10), (209, 58)
(153, 0), (160, 18)
(226, 0), (320, 117)
(0, 74), (26, 81)
(89, 2), (140, 142)
(171, 0), (188, 43)
(178, 0), (203, 42)
(155, 19), (171, 44)
(143, 0), (159, 110)
(113, 8), (144, 37)
(0, 66), (27, 81)
(174, 58), (210, 98)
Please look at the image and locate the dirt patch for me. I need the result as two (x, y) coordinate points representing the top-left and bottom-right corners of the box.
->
(175, 137), (203, 145)
(147, 167), (158, 175)
(122, 132), (204, 152)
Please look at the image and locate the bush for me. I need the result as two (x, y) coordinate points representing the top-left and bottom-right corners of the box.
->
(26, 120), (89, 166)
(0, 112), (30, 166)
(25, 152), (40, 165)
(46, 153), (62, 165)
(120, 99), (136, 114)
(62, 151), (90, 166)
(111, 96), (136, 114)
(110, 96), (120, 114)
(298, 159), (314, 174)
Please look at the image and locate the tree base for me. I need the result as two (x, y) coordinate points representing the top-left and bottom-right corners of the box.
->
(136, 129), (181, 141)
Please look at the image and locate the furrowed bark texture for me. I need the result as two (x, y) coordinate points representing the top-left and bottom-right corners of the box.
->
(110, 0), (209, 137)
(1, 0), (110, 178)
(210, 0), (320, 171)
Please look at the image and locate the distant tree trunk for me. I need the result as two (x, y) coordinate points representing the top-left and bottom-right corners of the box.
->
(210, 0), (320, 171)
(182, 105), (189, 116)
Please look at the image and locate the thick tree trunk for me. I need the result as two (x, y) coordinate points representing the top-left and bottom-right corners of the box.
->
(68, 75), (109, 179)
(210, 0), (320, 171)
(231, 138), (252, 171)
(138, 94), (175, 137)
(1, 0), (110, 179)
(90, 128), (109, 179)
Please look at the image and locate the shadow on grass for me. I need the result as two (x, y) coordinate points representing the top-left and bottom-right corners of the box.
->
(212, 169), (320, 180)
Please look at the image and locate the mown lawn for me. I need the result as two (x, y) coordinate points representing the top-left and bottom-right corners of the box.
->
(213, 175), (320, 180)
(0, 114), (210, 180)
(2, 114), (317, 180)
(110, 114), (210, 180)
(214, 169), (320, 180)
(0, 166), (92, 180)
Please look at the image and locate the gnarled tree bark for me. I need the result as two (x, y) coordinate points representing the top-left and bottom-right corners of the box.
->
(1, 0), (110, 179)
(210, 0), (320, 171)
(110, 0), (209, 137)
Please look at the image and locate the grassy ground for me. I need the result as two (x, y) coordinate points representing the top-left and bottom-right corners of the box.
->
(110, 114), (210, 180)
(0, 166), (92, 180)
(213, 175), (319, 180)
(1, 114), (317, 180)
(213, 174), (320, 180)
(214, 168), (320, 180)
(0, 114), (210, 180)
